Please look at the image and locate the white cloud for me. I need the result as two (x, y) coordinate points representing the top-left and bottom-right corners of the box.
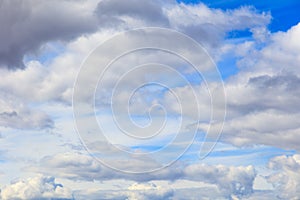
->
(126, 182), (174, 200)
(266, 154), (300, 199)
(166, 4), (270, 48)
(0, 0), (271, 135)
(0, 0), (271, 102)
(0, 1), (298, 200)
(196, 23), (300, 152)
(0, 175), (73, 200)
(183, 164), (256, 198)
(0, 90), (53, 130)
(237, 22), (300, 74)
(200, 110), (300, 151)
(27, 151), (257, 199)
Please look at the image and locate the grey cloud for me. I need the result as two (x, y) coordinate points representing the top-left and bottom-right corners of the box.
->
(226, 73), (300, 115)
(29, 152), (256, 198)
(195, 24), (300, 152)
(179, 23), (225, 48)
(1, 0), (172, 69)
(0, 0), (272, 70)
(0, 110), (53, 130)
(0, 0), (98, 69)
(96, 0), (169, 27)
(30, 151), (179, 182)
(0, 92), (54, 130)
(249, 74), (300, 92)
(199, 110), (300, 151)
(183, 164), (256, 198)
(246, 74), (300, 112)
(0, 111), (17, 118)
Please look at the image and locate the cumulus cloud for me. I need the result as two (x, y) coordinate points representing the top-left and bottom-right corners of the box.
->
(195, 23), (300, 152)
(28, 151), (171, 182)
(0, 0), (272, 108)
(266, 154), (300, 199)
(28, 152), (257, 199)
(0, 59), (78, 104)
(183, 164), (256, 198)
(0, 175), (73, 200)
(200, 110), (300, 151)
(0, 1), (298, 200)
(237, 22), (300, 74)
(0, 1), (272, 135)
(0, 0), (270, 69)
(166, 4), (270, 48)
(0, 0), (98, 69)
(95, 1), (271, 51)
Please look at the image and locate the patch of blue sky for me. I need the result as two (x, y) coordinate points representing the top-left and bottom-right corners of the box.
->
(218, 35), (264, 80)
(130, 145), (165, 152)
(146, 72), (202, 88)
(183, 72), (203, 85)
(226, 29), (253, 40)
(128, 116), (152, 127)
(0, 152), (5, 163)
(178, 0), (300, 32)
(209, 146), (294, 158)
(95, 107), (112, 115)
(216, 56), (238, 80)
(182, 140), (296, 166)
(216, 36), (270, 80)
(0, 155), (8, 164)
(128, 130), (202, 153)
(23, 42), (65, 65)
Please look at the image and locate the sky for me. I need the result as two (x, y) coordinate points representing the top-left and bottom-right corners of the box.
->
(0, 0), (300, 199)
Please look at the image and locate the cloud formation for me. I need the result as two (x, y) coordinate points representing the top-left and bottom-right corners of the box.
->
(29, 152), (256, 199)
(126, 182), (174, 200)
(0, 0), (270, 69)
(0, 1), (299, 200)
(267, 154), (300, 199)
(0, 175), (73, 200)
(96, 0), (169, 26)
(0, 91), (53, 130)
(196, 23), (300, 151)
(0, 0), (98, 69)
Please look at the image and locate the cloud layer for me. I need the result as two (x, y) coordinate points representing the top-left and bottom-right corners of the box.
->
(0, 0), (299, 199)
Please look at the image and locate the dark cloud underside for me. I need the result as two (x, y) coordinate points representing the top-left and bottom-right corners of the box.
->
(0, 0), (98, 69)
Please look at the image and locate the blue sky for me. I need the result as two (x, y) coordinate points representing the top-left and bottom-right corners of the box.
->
(180, 0), (300, 32)
(0, 0), (300, 199)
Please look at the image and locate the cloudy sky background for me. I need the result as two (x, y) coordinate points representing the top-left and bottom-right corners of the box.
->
(0, 0), (300, 199)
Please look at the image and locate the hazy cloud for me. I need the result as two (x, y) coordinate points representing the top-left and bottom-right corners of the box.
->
(0, 91), (53, 129)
